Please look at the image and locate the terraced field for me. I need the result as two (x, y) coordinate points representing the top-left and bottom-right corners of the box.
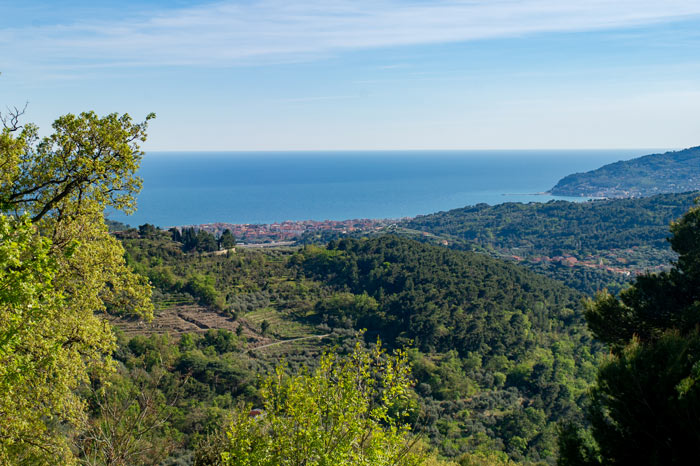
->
(109, 304), (240, 336)
(109, 301), (335, 358)
(244, 307), (317, 339)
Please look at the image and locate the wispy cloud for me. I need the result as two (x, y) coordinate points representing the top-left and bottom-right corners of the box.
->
(4, 0), (700, 69)
(272, 95), (358, 103)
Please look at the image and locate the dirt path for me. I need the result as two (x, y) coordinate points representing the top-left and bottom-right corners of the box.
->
(237, 241), (296, 249)
(251, 334), (330, 351)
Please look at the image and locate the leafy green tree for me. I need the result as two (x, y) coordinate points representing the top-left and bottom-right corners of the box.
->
(221, 341), (424, 466)
(314, 292), (379, 328)
(561, 201), (700, 465)
(180, 227), (196, 250)
(0, 214), (71, 463)
(585, 334), (700, 464)
(185, 273), (220, 308)
(169, 227), (182, 243)
(0, 111), (153, 221)
(0, 110), (154, 463)
(177, 227), (219, 253)
(196, 229), (218, 253)
(138, 223), (158, 238)
(219, 229), (236, 250)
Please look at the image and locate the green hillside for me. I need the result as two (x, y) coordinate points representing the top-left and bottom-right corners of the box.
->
(107, 230), (602, 463)
(400, 191), (698, 294)
(550, 146), (700, 197)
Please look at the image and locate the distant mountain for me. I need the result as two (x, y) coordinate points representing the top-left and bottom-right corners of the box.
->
(550, 146), (700, 197)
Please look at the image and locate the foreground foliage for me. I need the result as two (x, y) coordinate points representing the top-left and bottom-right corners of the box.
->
(222, 341), (425, 466)
(0, 111), (153, 463)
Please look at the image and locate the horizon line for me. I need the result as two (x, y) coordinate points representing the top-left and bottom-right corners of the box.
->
(142, 147), (681, 155)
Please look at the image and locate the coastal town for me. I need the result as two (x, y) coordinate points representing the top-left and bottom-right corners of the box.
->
(178, 218), (400, 244)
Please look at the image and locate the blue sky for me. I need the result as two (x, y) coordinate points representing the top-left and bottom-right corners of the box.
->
(1, 0), (700, 151)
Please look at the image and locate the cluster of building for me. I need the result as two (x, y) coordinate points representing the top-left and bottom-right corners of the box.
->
(524, 251), (668, 276)
(180, 218), (397, 243)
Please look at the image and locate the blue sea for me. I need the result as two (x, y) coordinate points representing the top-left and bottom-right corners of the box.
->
(109, 150), (656, 227)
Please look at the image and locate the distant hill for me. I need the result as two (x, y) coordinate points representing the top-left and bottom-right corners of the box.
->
(398, 191), (698, 294)
(301, 192), (699, 294)
(550, 146), (700, 197)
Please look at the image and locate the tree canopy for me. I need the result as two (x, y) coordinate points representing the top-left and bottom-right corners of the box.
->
(561, 199), (700, 465)
(0, 110), (154, 463)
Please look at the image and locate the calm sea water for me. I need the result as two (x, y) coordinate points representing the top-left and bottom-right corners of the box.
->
(109, 150), (655, 227)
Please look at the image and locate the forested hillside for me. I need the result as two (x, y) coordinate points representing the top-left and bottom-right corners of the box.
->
(296, 236), (583, 355)
(549, 146), (700, 197)
(102, 230), (603, 463)
(399, 192), (698, 294)
(296, 236), (601, 460)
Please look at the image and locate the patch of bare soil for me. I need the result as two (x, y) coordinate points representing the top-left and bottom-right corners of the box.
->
(108, 305), (268, 343)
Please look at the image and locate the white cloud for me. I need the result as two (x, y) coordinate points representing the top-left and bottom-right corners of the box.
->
(4, 0), (700, 68)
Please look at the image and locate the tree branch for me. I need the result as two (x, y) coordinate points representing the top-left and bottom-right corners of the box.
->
(1, 102), (28, 131)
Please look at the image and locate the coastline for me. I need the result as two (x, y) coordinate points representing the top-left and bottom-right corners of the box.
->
(109, 149), (647, 227)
